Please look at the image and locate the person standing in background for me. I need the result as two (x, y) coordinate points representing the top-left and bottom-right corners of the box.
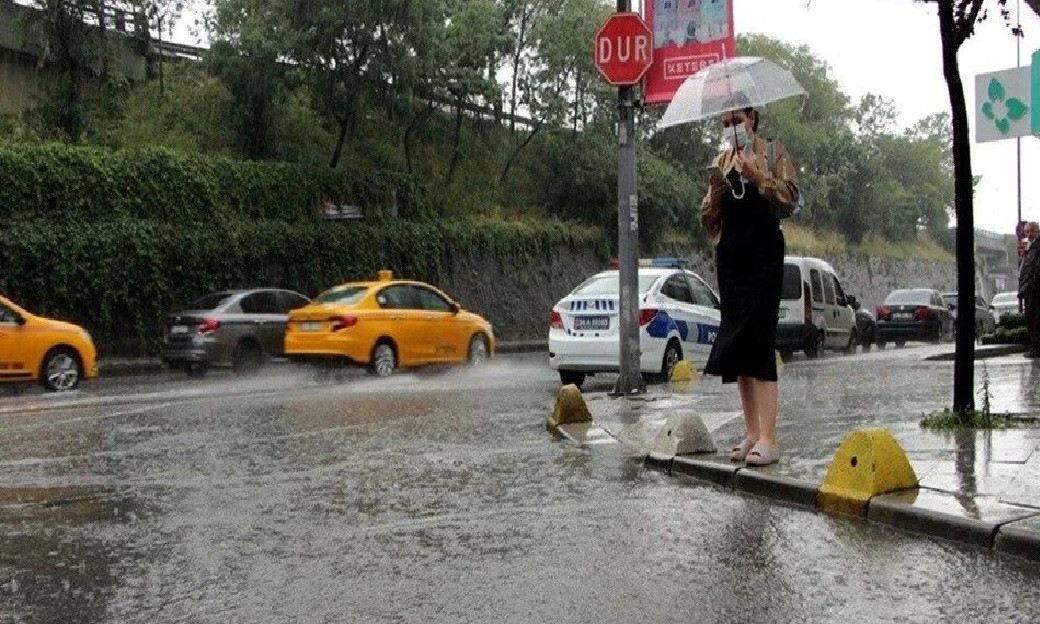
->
(1018, 221), (1040, 358)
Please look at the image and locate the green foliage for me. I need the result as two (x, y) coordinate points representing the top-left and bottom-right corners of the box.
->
(0, 217), (605, 355)
(0, 143), (430, 222)
(920, 407), (1029, 430)
(998, 312), (1027, 330)
(980, 327), (1028, 345)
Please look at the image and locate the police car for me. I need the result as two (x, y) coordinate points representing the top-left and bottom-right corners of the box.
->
(548, 258), (721, 388)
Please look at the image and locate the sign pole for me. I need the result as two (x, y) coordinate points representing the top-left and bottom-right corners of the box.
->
(1017, 0), (1023, 228)
(614, 0), (644, 396)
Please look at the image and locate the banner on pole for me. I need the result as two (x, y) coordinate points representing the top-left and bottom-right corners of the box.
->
(643, 0), (735, 106)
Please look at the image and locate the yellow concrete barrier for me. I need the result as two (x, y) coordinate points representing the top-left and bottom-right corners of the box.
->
(548, 384), (592, 430)
(818, 428), (918, 515)
(669, 360), (697, 383)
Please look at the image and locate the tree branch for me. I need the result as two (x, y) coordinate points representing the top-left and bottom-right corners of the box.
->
(954, 0), (984, 47)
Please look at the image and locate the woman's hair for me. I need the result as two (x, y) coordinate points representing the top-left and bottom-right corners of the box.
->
(742, 107), (760, 133)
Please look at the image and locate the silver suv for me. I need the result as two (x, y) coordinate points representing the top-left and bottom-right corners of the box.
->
(161, 288), (310, 376)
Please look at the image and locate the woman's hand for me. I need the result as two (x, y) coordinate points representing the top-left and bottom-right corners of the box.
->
(734, 151), (766, 187)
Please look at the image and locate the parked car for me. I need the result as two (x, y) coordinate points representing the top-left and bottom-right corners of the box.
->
(548, 258), (721, 388)
(285, 271), (494, 377)
(776, 256), (859, 359)
(991, 291), (1021, 324)
(876, 288), (954, 347)
(161, 288), (311, 376)
(940, 292), (997, 339)
(853, 305), (878, 351)
(0, 294), (97, 392)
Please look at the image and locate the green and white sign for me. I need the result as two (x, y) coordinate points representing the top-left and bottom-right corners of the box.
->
(975, 47), (1039, 143)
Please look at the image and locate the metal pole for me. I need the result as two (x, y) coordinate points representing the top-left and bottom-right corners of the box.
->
(614, 0), (645, 396)
(1017, 0), (1023, 227)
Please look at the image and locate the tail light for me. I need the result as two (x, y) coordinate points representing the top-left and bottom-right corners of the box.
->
(915, 306), (935, 320)
(638, 309), (658, 326)
(803, 282), (812, 323)
(550, 310), (564, 330)
(876, 306), (892, 320)
(197, 318), (220, 334)
(330, 315), (358, 331)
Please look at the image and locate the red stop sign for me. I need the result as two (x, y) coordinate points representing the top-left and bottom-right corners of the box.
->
(594, 12), (653, 86)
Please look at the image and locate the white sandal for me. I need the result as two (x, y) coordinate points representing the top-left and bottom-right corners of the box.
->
(745, 442), (780, 466)
(730, 437), (757, 462)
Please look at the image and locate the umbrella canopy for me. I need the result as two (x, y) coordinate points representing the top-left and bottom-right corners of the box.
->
(656, 56), (807, 130)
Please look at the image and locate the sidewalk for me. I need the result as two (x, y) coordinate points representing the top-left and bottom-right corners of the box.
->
(556, 352), (1040, 560)
(96, 339), (548, 377)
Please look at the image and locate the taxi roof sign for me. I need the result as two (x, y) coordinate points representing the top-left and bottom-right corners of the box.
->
(377, 270), (393, 281)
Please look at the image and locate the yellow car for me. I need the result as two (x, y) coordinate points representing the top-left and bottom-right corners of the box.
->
(0, 295), (98, 392)
(285, 271), (495, 376)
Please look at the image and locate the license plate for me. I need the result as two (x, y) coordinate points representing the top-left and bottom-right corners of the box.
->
(300, 322), (322, 332)
(574, 316), (610, 331)
(170, 325), (189, 335)
(894, 313), (913, 320)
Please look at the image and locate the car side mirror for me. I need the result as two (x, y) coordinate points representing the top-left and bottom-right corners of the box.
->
(15, 314), (26, 326)
(847, 296), (859, 310)
(450, 303), (460, 315)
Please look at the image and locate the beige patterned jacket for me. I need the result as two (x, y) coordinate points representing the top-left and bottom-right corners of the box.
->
(700, 136), (800, 244)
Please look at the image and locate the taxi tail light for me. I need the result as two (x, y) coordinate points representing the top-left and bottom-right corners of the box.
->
(197, 318), (220, 334)
(638, 309), (658, 326)
(331, 315), (358, 331)
(550, 310), (564, 330)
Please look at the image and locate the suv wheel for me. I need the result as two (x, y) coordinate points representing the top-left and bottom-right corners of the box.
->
(804, 327), (822, 359)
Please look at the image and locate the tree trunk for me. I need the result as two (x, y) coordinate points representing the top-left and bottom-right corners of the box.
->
(403, 102), (435, 175)
(499, 122), (541, 184)
(446, 94), (466, 183)
(158, 16), (165, 98)
(330, 114), (349, 169)
(939, 0), (975, 416)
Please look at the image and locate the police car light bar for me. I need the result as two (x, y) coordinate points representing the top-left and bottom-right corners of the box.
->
(609, 258), (689, 269)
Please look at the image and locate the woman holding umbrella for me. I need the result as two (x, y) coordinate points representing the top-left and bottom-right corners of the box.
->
(700, 103), (800, 467)
(657, 56), (806, 467)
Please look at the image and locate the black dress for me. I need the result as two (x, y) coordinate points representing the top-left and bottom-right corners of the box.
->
(703, 168), (785, 384)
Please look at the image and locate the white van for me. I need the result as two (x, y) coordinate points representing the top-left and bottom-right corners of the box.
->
(777, 256), (858, 358)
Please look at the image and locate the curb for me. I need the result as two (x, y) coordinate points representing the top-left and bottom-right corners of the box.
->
(94, 341), (546, 378)
(925, 344), (1027, 361)
(641, 453), (1040, 562)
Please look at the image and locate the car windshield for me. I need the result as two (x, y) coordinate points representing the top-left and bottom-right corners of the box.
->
(572, 273), (660, 296)
(189, 292), (235, 310)
(780, 264), (801, 300)
(992, 293), (1018, 305)
(885, 290), (932, 305)
(314, 286), (369, 304)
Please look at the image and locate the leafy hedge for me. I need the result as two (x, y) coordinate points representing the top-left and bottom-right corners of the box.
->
(980, 327), (1028, 346)
(999, 312), (1026, 331)
(0, 143), (430, 222)
(0, 218), (607, 356)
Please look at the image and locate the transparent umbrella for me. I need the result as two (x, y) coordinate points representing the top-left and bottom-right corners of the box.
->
(656, 56), (807, 130)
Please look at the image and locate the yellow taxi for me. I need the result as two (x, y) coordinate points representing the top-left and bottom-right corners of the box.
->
(284, 271), (495, 376)
(0, 295), (98, 392)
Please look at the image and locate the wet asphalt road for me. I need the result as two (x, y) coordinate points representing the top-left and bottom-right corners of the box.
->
(2, 349), (1040, 623)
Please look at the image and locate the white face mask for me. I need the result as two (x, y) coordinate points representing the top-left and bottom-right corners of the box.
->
(727, 123), (750, 150)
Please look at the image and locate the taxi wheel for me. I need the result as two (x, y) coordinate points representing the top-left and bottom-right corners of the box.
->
(467, 334), (490, 366)
(41, 347), (82, 392)
(369, 341), (397, 377)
